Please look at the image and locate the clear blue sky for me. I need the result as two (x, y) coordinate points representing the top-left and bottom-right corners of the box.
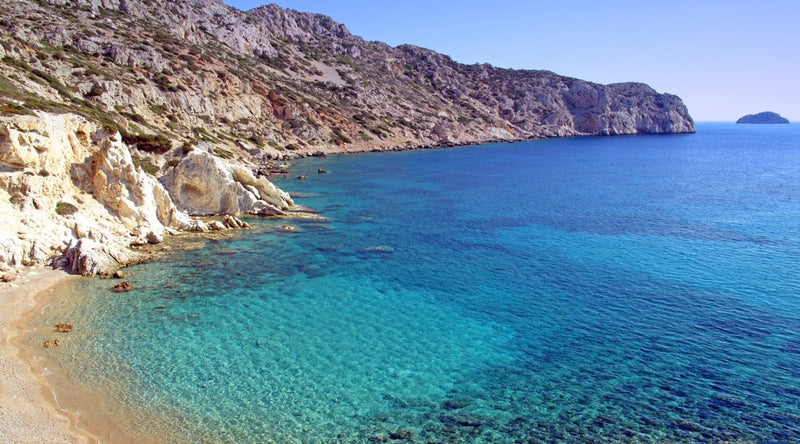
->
(224, 0), (799, 121)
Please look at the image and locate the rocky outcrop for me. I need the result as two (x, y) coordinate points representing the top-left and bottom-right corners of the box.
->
(59, 237), (147, 276)
(159, 151), (293, 216)
(0, 111), (291, 275)
(71, 130), (195, 238)
(736, 112), (790, 124)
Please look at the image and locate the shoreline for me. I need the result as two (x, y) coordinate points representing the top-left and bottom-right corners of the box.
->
(3, 237), (236, 443)
(0, 267), (88, 443)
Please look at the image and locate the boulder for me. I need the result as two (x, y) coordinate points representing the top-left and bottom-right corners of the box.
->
(207, 220), (226, 231)
(112, 280), (132, 292)
(146, 231), (164, 244)
(159, 152), (293, 216)
(62, 237), (146, 276)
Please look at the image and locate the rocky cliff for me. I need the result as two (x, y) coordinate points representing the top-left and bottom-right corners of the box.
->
(0, 0), (694, 159)
(0, 112), (291, 275)
(0, 0), (695, 274)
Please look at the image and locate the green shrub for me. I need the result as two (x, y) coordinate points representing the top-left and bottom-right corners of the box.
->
(247, 134), (265, 147)
(212, 147), (233, 159)
(0, 102), (31, 116)
(55, 201), (78, 216)
(133, 159), (160, 175)
(181, 141), (194, 155)
(122, 133), (172, 154)
(38, 169), (50, 177)
(120, 111), (147, 124)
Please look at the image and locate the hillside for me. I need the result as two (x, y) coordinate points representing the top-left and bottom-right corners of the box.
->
(1, 0), (694, 159)
(0, 0), (695, 274)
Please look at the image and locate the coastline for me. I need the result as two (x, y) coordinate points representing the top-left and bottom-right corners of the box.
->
(3, 239), (234, 443)
(0, 267), (87, 443)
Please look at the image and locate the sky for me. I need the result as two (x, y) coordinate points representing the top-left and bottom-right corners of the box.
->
(224, 0), (800, 121)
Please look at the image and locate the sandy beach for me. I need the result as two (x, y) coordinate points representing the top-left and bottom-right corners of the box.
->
(0, 267), (87, 444)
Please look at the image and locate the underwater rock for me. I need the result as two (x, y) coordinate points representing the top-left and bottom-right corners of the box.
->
(55, 323), (73, 332)
(388, 429), (413, 440)
(439, 413), (485, 427)
(113, 280), (132, 292)
(442, 398), (473, 410)
(672, 418), (706, 433)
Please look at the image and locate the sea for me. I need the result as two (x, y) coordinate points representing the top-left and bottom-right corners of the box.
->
(30, 123), (800, 443)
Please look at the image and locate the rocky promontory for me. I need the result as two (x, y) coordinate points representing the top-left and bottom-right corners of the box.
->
(736, 112), (790, 124)
(0, 0), (697, 275)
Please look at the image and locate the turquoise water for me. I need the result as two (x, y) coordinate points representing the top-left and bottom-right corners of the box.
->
(45, 123), (800, 442)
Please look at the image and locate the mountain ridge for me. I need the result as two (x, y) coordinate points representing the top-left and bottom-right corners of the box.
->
(1, 0), (694, 160)
(0, 0), (695, 275)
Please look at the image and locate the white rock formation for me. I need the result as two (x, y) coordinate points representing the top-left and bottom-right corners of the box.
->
(70, 130), (198, 238)
(159, 151), (293, 216)
(0, 112), (219, 275)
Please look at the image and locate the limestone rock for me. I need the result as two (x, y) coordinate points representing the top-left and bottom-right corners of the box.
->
(0, 112), (207, 273)
(0, 0), (698, 270)
(207, 220), (226, 231)
(222, 214), (252, 229)
(146, 231), (164, 244)
(159, 152), (293, 216)
(71, 132), (188, 239)
(62, 238), (145, 276)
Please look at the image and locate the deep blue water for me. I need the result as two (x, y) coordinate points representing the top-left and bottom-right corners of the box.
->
(43, 123), (800, 442)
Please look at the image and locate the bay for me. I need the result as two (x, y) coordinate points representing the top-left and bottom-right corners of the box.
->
(36, 123), (800, 442)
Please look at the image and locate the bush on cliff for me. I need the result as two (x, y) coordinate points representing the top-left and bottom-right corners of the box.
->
(55, 201), (78, 216)
(122, 132), (172, 154)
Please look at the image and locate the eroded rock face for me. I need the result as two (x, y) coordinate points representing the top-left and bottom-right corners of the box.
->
(0, 112), (220, 275)
(71, 131), (196, 237)
(159, 151), (293, 216)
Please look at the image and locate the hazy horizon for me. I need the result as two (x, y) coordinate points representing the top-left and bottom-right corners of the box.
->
(224, 0), (799, 122)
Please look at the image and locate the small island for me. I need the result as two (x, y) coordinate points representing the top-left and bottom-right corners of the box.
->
(736, 111), (790, 124)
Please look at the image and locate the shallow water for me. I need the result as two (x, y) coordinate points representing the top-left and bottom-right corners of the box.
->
(35, 123), (800, 442)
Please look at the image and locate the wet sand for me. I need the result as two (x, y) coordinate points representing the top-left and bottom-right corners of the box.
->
(0, 267), (87, 443)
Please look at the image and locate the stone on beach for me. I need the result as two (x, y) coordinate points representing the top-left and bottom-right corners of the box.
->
(41, 339), (60, 348)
